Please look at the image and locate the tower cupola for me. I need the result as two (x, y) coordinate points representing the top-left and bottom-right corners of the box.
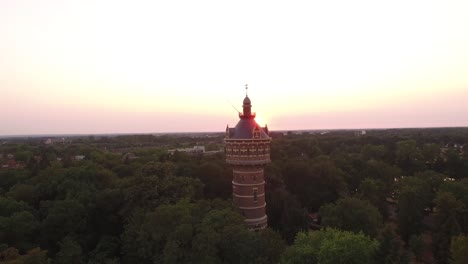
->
(242, 96), (252, 117)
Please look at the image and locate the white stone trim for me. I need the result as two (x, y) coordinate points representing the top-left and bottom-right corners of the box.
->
(233, 193), (265, 198)
(232, 181), (265, 186)
(244, 215), (268, 223)
(238, 203), (266, 210)
(233, 170), (263, 174)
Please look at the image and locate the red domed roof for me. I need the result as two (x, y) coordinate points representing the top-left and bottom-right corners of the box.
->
(226, 95), (269, 140)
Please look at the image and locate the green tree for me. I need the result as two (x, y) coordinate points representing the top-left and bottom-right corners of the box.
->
(122, 199), (285, 264)
(121, 200), (194, 263)
(122, 165), (203, 216)
(397, 177), (431, 242)
(87, 236), (120, 264)
(361, 144), (386, 161)
(255, 229), (287, 264)
(433, 192), (464, 264)
(0, 197), (30, 217)
(409, 234), (424, 261)
(282, 228), (379, 264)
(358, 178), (388, 218)
(421, 143), (440, 164)
(7, 184), (36, 205)
(450, 234), (468, 264)
(319, 197), (383, 237)
(0, 211), (39, 252)
(362, 160), (400, 186)
(375, 224), (406, 264)
(54, 237), (83, 264)
(266, 188), (308, 243)
(396, 140), (423, 174)
(434, 192), (464, 227)
(40, 199), (87, 247)
(14, 151), (33, 164)
(194, 162), (231, 199)
(283, 158), (347, 211)
(440, 180), (468, 207)
(0, 170), (30, 193)
(0, 247), (49, 264)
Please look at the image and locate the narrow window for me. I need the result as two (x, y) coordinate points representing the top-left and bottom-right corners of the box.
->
(253, 188), (258, 202)
(254, 131), (260, 138)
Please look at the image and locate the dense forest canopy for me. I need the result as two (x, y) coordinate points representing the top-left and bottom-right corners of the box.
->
(0, 127), (467, 263)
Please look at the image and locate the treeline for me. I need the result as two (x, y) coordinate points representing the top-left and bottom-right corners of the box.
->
(0, 128), (467, 263)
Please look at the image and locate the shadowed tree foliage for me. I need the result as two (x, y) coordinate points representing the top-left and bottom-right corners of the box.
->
(1, 128), (467, 262)
(358, 178), (389, 218)
(0, 247), (50, 264)
(121, 199), (285, 264)
(319, 197), (383, 237)
(193, 162), (231, 199)
(266, 188), (308, 243)
(397, 177), (432, 242)
(121, 161), (204, 216)
(361, 160), (401, 186)
(0, 169), (30, 194)
(283, 157), (347, 211)
(54, 236), (83, 264)
(0, 210), (39, 252)
(450, 234), (468, 264)
(433, 192), (464, 264)
(375, 224), (406, 264)
(409, 234), (425, 261)
(39, 199), (88, 250)
(395, 140), (424, 175)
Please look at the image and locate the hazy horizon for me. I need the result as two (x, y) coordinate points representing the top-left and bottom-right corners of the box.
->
(2, 0), (468, 135)
(2, 125), (467, 139)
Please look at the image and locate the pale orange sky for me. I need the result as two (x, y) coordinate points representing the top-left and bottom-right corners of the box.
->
(1, 0), (468, 135)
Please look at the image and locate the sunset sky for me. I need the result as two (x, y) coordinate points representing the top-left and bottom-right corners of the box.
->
(1, 0), (468, 135)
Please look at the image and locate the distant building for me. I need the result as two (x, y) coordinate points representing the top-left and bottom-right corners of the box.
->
(74, 155), (85, 161)
(168, 145), (205, 155)
(121, 152), (138, 162)
(354, 130), (366, 136)
(225, 89), (271, 230)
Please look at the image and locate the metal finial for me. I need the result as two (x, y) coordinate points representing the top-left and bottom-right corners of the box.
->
(245, 84), (248, 96)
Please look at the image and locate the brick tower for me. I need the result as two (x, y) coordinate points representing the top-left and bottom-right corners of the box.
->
(225, 88), (271, 230)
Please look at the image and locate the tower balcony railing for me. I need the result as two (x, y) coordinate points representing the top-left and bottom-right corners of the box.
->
(239, 112), (256, 118)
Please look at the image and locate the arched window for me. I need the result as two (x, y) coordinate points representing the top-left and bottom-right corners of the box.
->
(253, 127), (261, 138)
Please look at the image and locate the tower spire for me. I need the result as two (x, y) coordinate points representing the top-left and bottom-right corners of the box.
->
(242, 85), (252, 117)
(245, 84), (248, 97)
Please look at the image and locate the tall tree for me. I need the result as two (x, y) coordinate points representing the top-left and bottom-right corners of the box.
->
(282, 228), (379, 264)
(397, 177), (431, 242)
(283, 158), (347, 211)
(358, 178), (388, 218)
(433, 192), (464, 264)
(319, 197), (383, 237)
(450, 234), (468, 264)
(375, 224), (406, 264)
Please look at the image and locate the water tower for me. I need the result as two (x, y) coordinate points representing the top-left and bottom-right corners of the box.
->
(225, 87), (271, 230)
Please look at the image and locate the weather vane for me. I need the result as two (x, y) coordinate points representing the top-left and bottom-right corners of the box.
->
(245, 84), (248, 96)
